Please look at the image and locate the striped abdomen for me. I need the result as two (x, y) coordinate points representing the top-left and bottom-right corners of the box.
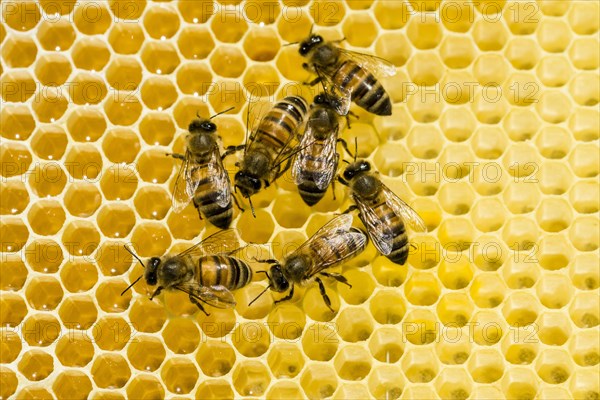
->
(197, 255), (253, 290)
(365, 198), (409, 265)
(190, 153), (233, 229)
(304, 228), (367, 272)
(331, 60), (392, 116)
(249, 96), (309, 166)
(296, 140), (335, 206)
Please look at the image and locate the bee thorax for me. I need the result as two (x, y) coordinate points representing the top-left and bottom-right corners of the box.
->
(353, 174), (380, 199)
(283, 256), (308, 284)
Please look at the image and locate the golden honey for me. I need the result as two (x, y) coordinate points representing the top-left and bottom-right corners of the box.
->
(0, 0), (599, 399)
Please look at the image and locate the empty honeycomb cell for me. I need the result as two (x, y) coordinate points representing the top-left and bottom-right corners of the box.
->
(106, 57), (143, 91)
(502, 292), (540, 327)
(35, 54), (72, 87)
(166, 204), (204, 240)
(437, 218), (475, 252)
(473, 54), (509, 87)
(195, 379), (234, 400)
(571, 253), (600, 290)
(197, 308), (236, 338)
(537, 19), (572, 53)
(535, 198), (572, 232)
(243, 27), (280, 61)
(95, 279), (132, 313)
(570, 216), (599, 251)
(140, 77), (178, 111)
(300, 364), (338, 399)
(536, 349), (573, 384)
(407, 53), (444, 87)
(64, 183), (101, 218)
(127, 335), (166, 372)
(537, 312), (571, 346)
(104, 91), (143, 126)
(473, 19), (509, 51)
(438, 252), (474, 290)
(502, 329), (538, 364)
(2, 0), (41, 31)
(570, 369), (600, 400)
(570, 38), (600, 70)
(538, 162), (573, 195)
(368, 327), (403, 363)
(32, 87), (69, 122)
(210, 8), (248, 43)
(468, 349), (505, 383)
(101, 131), (140, 165)
(406, 14), (442, 50)
(25, 276), (63, 311)
(15, 387), (54, 400)
(471, 87), (509, 124)
(440, 71), (478, 105)
(24, 239), (63, 274)
(177, 27), (214, 62)
(210, 46), (247, 78)
(27, 200), (66, 236)
(0, 255), (27, 290)
(270, 192), (312, 228)
(570, 73), (600, 106)
(336, 307), (374, 342)
(503, 144), (540, 180)
(231, 322), (271, 357)
(570, 143), (600, 178)
(266, 343), (304, 379)
(536, 56), (572, 88)
(0, 329), (22, 363)
(0, 143), (32, 177)
(437, 293), (474, 327)
(108, 23), (145, 55)
(470, 273), (506, 308)
(402, 348), (439, 383)
(64, 108), (105, 143)
(570, 108), (600, 142)
(374, 108), (412, 143)
(52, 370), (93, 400)
(406, 234), (440, 270)
(196, 340), (236, 377)
(18, 350), (54, 382)
(125, 374), (165, 400)
(539, 235), (573, 270)
(341, 14), (377, 48)
(568, 1), (599, 34)
(1, 70), (36, 102)
(369, 290), (406, 325)
(161, 318), (200, 354)
(129, 297), (167, 333)
(440, 36), (476, 69)
(505, 1), (540, 34)
(434, 368), (472, 400)
(407, 88), (444, 123)
(73, 2), (112, 34)
(334, 345), (371, 381)
(55, 331), (94, 367)
(472, 197), (507, 232)
(132, 187), (170, 221)
(0, 180), (29, 215)
(439, 0), (474, 32)
(403, 309), (438, 345)
(91, 353), (131, 389)
(503, 216), (539, 251)
(232, 360), (271, 397)
(242, 64), (281, 98)
(20, 313), (59, 346)
(505, 110), (541, 143)
(1, 105), (36, 140)
(140, 41), (180, 75)
(2, 35), (38, 67)
(502, 256), (540, 289)
(471, 310), (506, 346)
(302, 284), (341, 321)
(161, 358), (199, 395)
(177, 0), (214, 24)
(61, 220), (100, 257)
(71, 37), (111, 71)
(369, 366), (404, 399)
(175, 64), (212, 97)
(570, 330), (600, 367)
(163, 288), (200, 317)
(58, 295), (98, 329)
(406, 125), (444, 159)
(96, 204), (136, 238)
(0, 366), (18, 399)
(265, 304), (305, 341)
(404, 272), (441, 306)
(504, 72), (541, 107)
(69, 73), (108, 105)
(536, 126), (572, 159)
(333, 383), (372, 400)
(65, 145), (103, 181)
(237, 209), (275, 244)
(0, 218), (29, 252)
(301, 322), (339, 361)
(143, 5), (180, 39)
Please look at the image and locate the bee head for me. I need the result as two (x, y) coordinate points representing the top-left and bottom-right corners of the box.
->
(144, 257), (161, 286)
(189, 119), (216, 134)
(343, 160), (371, 181)
(299, 34), (323, 56)
(268, 265), (289, 293)
(234, 171), (261, 198)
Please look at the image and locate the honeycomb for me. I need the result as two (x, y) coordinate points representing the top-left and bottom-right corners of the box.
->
(0, 0), (599, 399)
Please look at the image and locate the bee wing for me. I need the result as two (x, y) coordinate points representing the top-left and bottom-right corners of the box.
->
(178, 282), (236, 309)
(381, 185), (428, 233)
(177, 229), (240, 258)
(314, 66), (352, 116)
(292, 124), (339, 191)
(206, 146), (232, 209)
(244, 98), (273, 153)
(172, 151), (200, 212)
(355, 196), (394, 255)
(338, 48), (397, 78)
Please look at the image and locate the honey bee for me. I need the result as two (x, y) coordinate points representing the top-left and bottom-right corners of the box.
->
(338, 160), (427, 265)
(249, 214), (367, 311)
(298, 30), (397, 116)
(292, 93), (353, 206)
(234, 96), (309, 214)
(169, 107), (243, 229)
(121, 229), (252, 315)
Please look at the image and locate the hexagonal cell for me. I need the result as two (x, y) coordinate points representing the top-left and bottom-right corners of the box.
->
(402, 348), (439, 383)
(58, 294), (98, 329)
(55, 331), (94, 367)
(406, 13), (442, 50)
(108, 22), (145, 54)
(440, 36), (476, 69)
(332, 307), (373, 343)
(536, 55), (572, 88)
(570, 72), (600, 107)
(231, 360), (271, 397)
(502, 292), (540, 327)
(27, 200), (65, 236)
(104, 91), (143, 126)
(0, 254), (27, 291)
(175, 63), (212, 97)
(140, 77), (178, 111)
(20, 312), (60, 347)
(570, 217), (600, 251)
(404, 272), (441, 307)
(161, 318), (200, 354)
(570, 330), (600, 367)
(100, 164), (138, 201)
(265, 303), (306, 341)
(570, 253), (600, 290)
(301, 322), (339, 362)
(502, 255), (539, 290)
(61, 220), (100, 257)
(161, 357), (199, 395)
(176, 26), (214, 61)
(440, 0), (474, 32)
(64, 108), (106, 143)
(369, 289), (408, 325)
(24, 132), (64, 172)
(209, 46), (247, 78)
(2, 0), (41, 31)
(242, 64), (280, 98)
(1, 104), (36, 141)
(1, 142), (32, 178)
(23, 239), (63, 275)
(468, 349), (505, 383)
(471, 87), (509, 124)
(470, 273), (506, 308)
(408, 49), (444, 85)
(537, 311), (572, 346)
(0, 218), (29, 253)
(570, 38), (600, 70)
(570, 143), (600, 178)
(231, 322), (270, 357)
(71, 37), (111, 71)
(195, 340), (236, 377)
(535, 349), (573, 385)
(209, 7), (248, 43)
(196, 307), (236, 339)
(96, 204), (136, 239)
(434, 368), (472, 400)
(265, 343), (304, 379)
(128, 297), (167, 334)
(126, 374), (165, 400)
(2, 35), (38, 67)
(0, 366), (18, 399)
(403, 309), (439, 345)
(91, 353), (131, 389)
(0, 329), (22, 363)
(242, 27), (280, 61)
(105, 56), (143, 92)
(570, 180), (600, 215)
(24, 275), (63, 311)
(502, 217), (540, 252)
(35, 53), (72, 87)
(537, 162), (573, 195)
(136, 149), (174, 184)
(52, 370), (93, 400)
(143, 5), (180, 40)
(140, 41), (180, 75)
(473, 19), (508, 51)
(15, 387), (55, 400)
(32, 87), (69, 122)
(0, 180), (29, 216)
(195, 379), (234, 400)
(126, 335), (165, 372)
(92, 315), (132, 351)
(299, 364), (337, 399)
(18, 350), (54, 382)
(1, 70), (36, 103)
(73, 2), (112, 34)
(570, 292), (600, 329)
(537, 19), (572, 53)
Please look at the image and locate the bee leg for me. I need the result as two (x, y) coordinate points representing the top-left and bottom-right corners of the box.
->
(188, 296), (210, 316)
(166, 153), (186, 161)
(222, 145), (245, 160)
(274, 285), (295, 304)
(331, 178), (337, 201)
(303, 76), (322, 87)
(340, 204), (359, 214)
(232, 194), (245, 212)
(253, 258), (278, 264)
(332, 37), (346, 44)
(149, 286), (163, 301)
(337, 176), (350, 187)
(320, 272), (352, 289)
(337, 139), (355, 159)
(263, 179), (270, 188)
(315, 277), (334, 312)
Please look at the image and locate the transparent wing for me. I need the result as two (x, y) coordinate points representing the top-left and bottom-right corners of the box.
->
(206, 146), (232, 209)
(177, 229), (240, 258)
(381, 185), (427, 233)
(314, 66), (352, 116)
(292, 121), (338, 190)
(172, 151), (200, 212)
(338, 48), (397, 78)
(244, 98), (273, 153)
(313, 127), (339, 190)
(178, 282), (236, 309)
(305, 229), (368, 276)
(295, 213), (354, 254)
(355, 196), (394, 255)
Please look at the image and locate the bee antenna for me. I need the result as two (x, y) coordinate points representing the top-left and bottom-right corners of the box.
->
(309, 23), (314, 36)
(248, 284), (272, 307)
(283, 41), (299, 47)
(353, 137), (358, 162)
(124, 245), (146, 268)
(342, 159), (350, 165)
(247, 196), (256, 218)
(121, 275), (143, 296)
(210, 106), (235, 119)
(196, 111), (201, 119)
